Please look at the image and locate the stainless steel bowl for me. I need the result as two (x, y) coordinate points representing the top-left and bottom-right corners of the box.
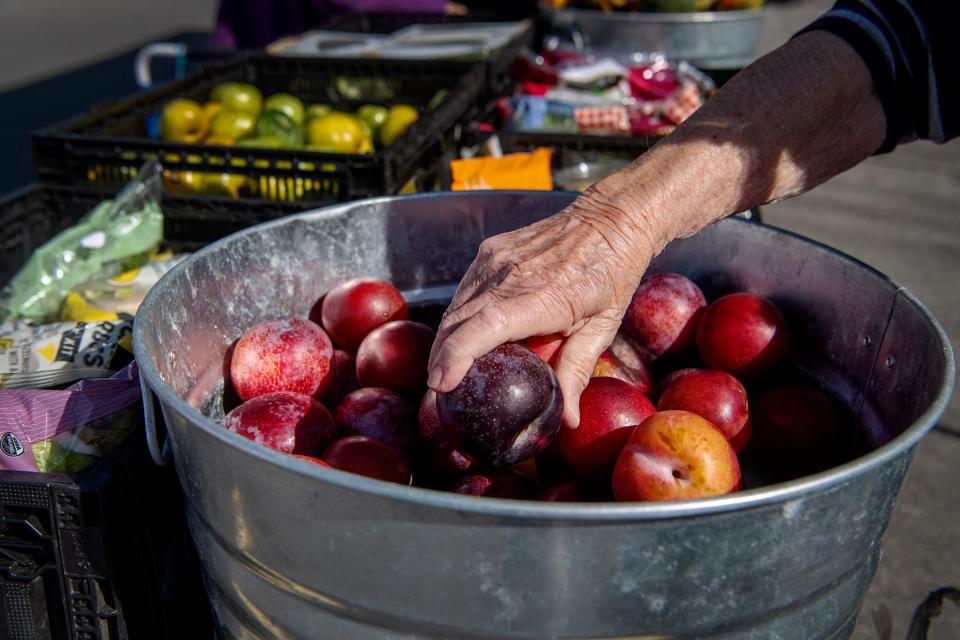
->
(134, 191), (953, 639)
(542, 4), (766, 68)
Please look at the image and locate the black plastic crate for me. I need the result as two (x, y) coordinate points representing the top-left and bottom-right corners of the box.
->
(0, 184), (316, 286)
(32, 53), (484, 203)
(0, 434), (211, 640)
(320, 12), (536, 98)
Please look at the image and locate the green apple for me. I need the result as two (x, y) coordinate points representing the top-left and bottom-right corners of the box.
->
(159, 98), (206, 143)
(306, 112), (365, 153)
(356, 105), (388, 136)
(264, 93), (305, 125)
(256, 110), (305, 148)
(210, 82), (263, 116)
(208, 110), (256, 141)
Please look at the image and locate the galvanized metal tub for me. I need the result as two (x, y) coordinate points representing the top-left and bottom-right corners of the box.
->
(134, 191), (954, 639)
(542, 5), (766, 69)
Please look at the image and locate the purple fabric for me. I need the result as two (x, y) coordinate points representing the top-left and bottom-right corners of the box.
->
(211, 0), (448, 49)
(0, 364), (141, 472)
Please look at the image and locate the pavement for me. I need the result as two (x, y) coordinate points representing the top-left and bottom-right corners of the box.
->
(755, 2), (960, 638)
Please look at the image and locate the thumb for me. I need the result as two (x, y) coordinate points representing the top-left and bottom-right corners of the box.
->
(551, 316), (620, 429)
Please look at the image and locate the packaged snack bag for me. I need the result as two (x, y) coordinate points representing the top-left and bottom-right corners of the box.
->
(0, 364), (141, 474)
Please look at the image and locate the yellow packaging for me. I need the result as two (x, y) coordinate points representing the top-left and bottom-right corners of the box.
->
(451, 148), (553, 191)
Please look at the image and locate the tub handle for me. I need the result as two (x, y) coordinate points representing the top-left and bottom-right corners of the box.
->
(141, 375), (171, 466)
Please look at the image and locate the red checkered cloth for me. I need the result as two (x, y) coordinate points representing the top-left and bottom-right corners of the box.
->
(661, 80), (703, 125)
(574, 106), (630, 133)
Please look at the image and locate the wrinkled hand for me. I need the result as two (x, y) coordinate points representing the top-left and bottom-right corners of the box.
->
(427, 189), (654, 428)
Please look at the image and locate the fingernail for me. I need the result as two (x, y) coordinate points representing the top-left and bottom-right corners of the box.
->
(427, 365), (443, 390)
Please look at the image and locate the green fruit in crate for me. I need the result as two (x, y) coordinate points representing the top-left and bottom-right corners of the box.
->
(306, 104), (332, 122)
(209, 110), (257, 141)
(334, 77), (397, 102)
(210, 82), (263, 116)
(159, 98), (207, 143)
(357, 105), (388, 135)
(379, 105), (419, 147)
(257, 110), (305, 148)
(264, 93), (305, 125)
(306, 112), (366, 153)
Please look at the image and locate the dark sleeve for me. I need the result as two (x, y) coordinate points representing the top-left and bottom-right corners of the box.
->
(798, 1), (959, 153)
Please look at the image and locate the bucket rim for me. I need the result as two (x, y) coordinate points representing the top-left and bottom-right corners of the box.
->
(133, 190), (955, 521)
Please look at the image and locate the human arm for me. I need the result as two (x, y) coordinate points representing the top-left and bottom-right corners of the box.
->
(428, 29), (887, 427)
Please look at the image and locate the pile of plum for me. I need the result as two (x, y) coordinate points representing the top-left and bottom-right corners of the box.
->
(219, 273), (851, 502)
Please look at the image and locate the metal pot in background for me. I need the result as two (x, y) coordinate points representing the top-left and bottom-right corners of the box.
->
(134, 191), (953, 639)
(542, 4), (767, 68)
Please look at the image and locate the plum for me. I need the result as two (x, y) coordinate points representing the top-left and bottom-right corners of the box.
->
(696, 293), (791, 378)
(559, 376), (656, 481)
(451, 471), (539, 500)
(289, 454), (332, 467)
(729, 417), (753, 454)
(222, 391), (335, 455)
(592, 333), (655, 394)
(656, 368), (750, 451)
(521, 333), (564, 366)
(321, 436), (412, 485)
(320, 278), (408, 350)
(417, 390), (477, 476)
(333, 387), (419, 463)
(535, 436), (578, 486)
(356, 320), (435, 396)
(613, 410), (741, 502)
(436, 344), (562, 467)
(230, 318), (333, 401)
(748, 385), (844, 476)
(623, 273), (706, 359)
(321, 349), (360, 409)
(651, 367), (699, 402)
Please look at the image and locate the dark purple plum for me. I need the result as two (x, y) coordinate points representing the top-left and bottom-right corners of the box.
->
(321, 349), (360, 409)
(436, 343), (562, 467)
(321, 436), (412, 485)
(333, 387), (418, 462)
(451, 471), (539, 500)
(418, 390), (477, 476)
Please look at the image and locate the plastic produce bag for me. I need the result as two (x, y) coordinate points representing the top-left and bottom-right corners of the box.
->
(0, 162), (164, 323)
(0, 363), (141, 473)
(74, 253), (188, 317)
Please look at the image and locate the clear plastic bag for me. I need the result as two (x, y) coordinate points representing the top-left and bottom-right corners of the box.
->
(0, 162), (164, 323)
